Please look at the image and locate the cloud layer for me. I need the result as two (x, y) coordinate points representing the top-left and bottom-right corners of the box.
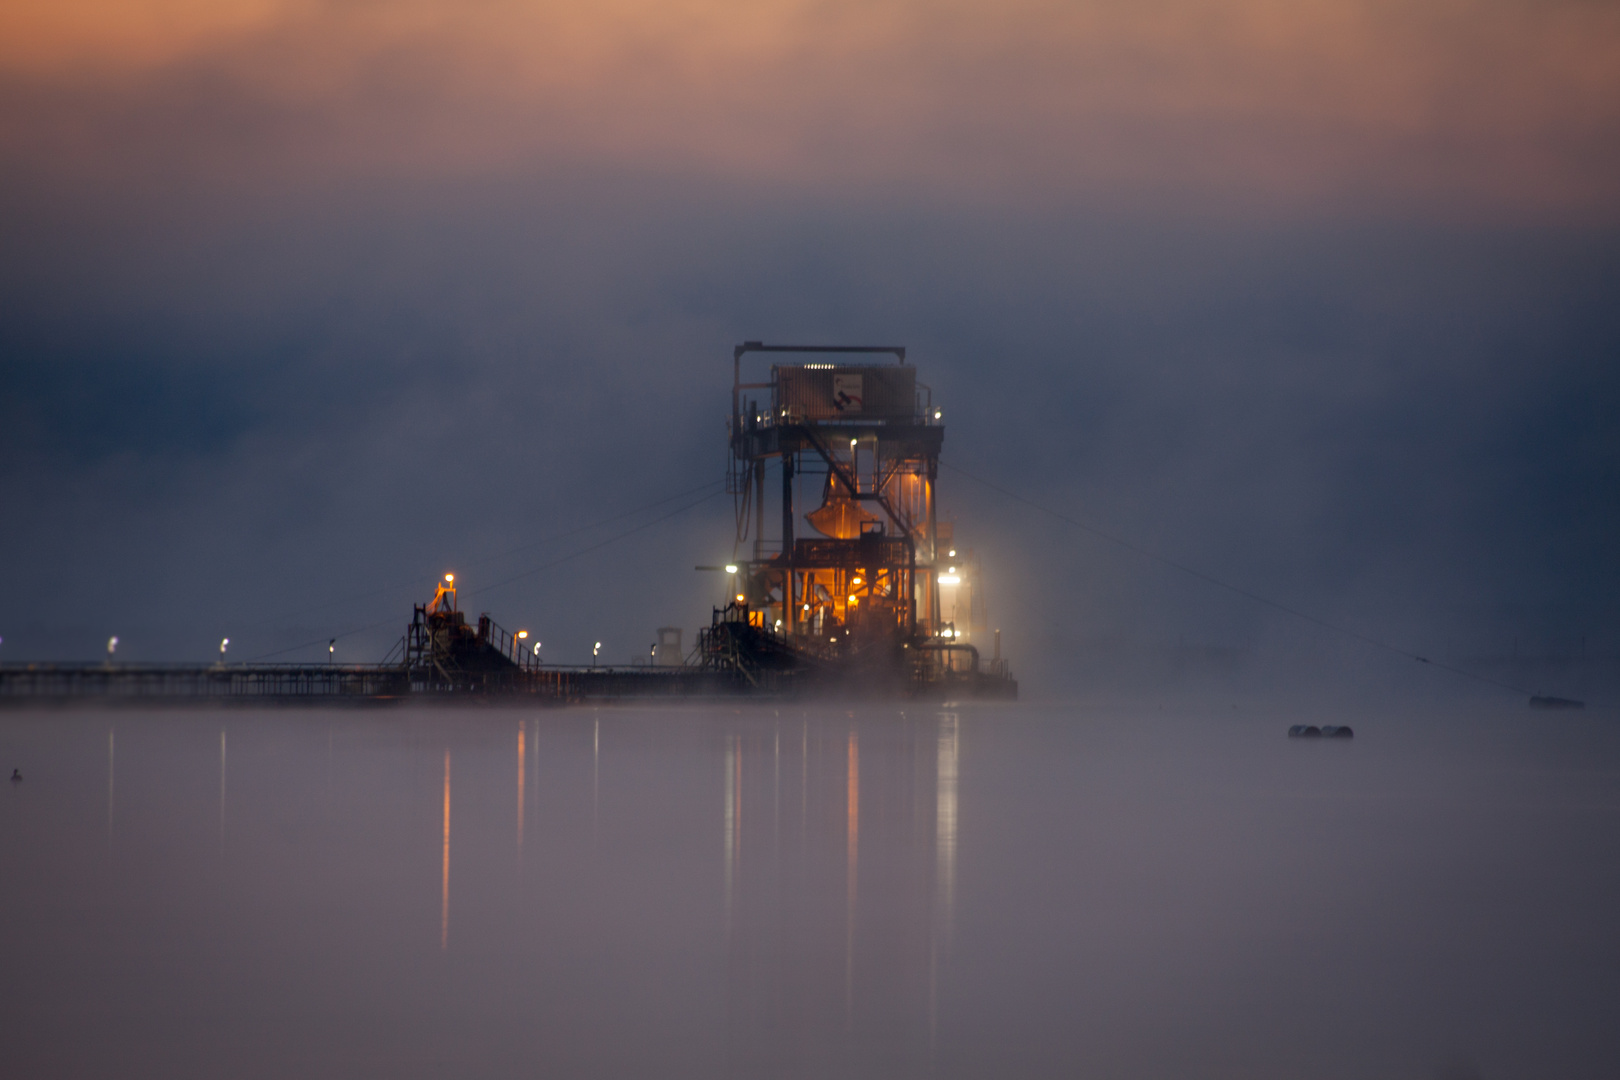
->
(4, 0), (1619, 216)
(1, 1), (1616, 694)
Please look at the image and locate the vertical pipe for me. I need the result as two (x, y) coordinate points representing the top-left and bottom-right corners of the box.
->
(782, 452), (795, 635)
(925, 458), (939, 633)
(754, 458), (765, 562)
(925, 459), (938, 564)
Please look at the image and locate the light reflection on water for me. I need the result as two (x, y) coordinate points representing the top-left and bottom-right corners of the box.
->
(3, 701), (1620, 1078)
(106, 727), (114, 844)
(219, 728), (228, 844)
(846, 730), (859, 1030)
(441, 748), (451, 952)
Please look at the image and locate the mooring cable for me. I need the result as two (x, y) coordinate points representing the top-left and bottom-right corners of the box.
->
(465, 486), (727, 596)
(244, 484), (727, 661)
(235, 478), (724, 647)
(939, 460), (1574, 702)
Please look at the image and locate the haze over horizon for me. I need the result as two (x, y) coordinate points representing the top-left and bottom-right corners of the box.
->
(3, 0), (1617, 698)
(6, 9), (1620, 1076)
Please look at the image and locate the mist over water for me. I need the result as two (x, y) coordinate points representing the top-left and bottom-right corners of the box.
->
(4, 0), (1617, 1073)
(4, 701), (1618, 1078)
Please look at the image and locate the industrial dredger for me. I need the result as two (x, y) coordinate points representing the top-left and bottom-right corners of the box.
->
(697, 342), (1014, 698)
(0, 344), (1016, 704)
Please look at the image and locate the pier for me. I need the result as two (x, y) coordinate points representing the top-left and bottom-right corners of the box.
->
(2, 343), (1016, 706)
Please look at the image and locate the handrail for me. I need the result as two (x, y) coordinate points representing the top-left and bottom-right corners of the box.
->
(479, 615), (541, 673)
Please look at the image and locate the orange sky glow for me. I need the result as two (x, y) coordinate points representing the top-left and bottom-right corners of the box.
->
(2, 0), (1617, 217)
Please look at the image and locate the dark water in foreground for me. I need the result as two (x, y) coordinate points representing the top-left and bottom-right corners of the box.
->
(2, 701), (1618, 1079)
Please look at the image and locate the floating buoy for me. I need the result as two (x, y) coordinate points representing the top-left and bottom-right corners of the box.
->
(1287, 725), (1321, 738)
(9, 769), (20, 782)
(1321, 725), (1354, 738)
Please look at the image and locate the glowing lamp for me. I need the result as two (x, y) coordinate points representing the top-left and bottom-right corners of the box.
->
(725, 564), (738, 574)
(939, 574), (961, 585)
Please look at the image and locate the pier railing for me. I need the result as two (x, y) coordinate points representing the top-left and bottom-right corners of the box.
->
(0, 663), (409, 701)
(0, 660), (758, 704)
(476, 615), (542, 673)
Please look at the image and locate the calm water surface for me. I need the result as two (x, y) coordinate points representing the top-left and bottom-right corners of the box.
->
(2, 701), (1618, 1078)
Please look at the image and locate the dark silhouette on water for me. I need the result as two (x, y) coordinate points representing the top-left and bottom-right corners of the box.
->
(10, 768), (20, 782)
(1288, 725), (1354, 738)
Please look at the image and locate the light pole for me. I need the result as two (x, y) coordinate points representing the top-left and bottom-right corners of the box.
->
(219, 637), (229, 661)
(328, 639), (336, 665)
(592, 641), (601, 667)
(516, 630), (528, 665)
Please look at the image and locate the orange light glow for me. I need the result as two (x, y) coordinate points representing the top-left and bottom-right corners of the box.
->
(847, 733), (859, 866)
(3, 0), (1617, 219)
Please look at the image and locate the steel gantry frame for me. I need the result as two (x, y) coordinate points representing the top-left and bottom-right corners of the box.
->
(728, 342), (947, 656)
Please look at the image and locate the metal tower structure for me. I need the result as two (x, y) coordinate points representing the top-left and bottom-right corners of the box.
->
(728, 342), (949, 658)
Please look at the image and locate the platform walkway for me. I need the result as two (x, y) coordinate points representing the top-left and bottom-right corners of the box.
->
(0, 662), (758, 705)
